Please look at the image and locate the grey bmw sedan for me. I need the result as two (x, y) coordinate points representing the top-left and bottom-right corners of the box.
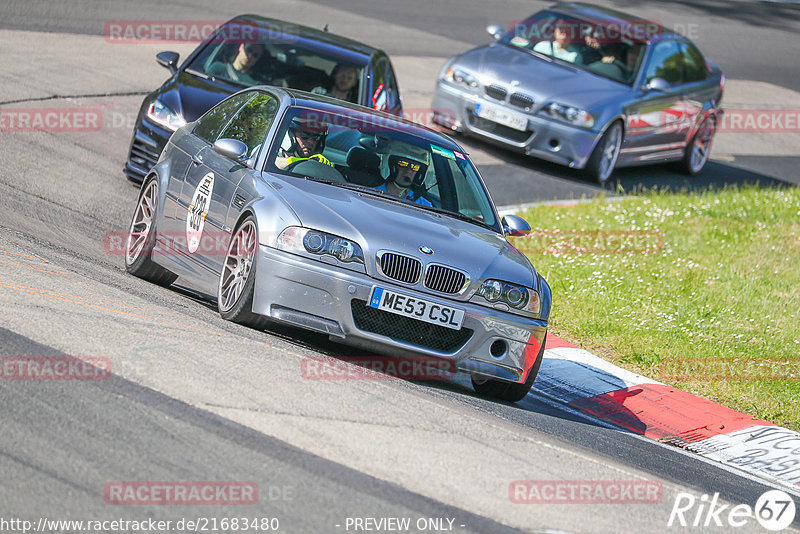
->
(124, 88), (551, 402)
(432, 2), (724, 183)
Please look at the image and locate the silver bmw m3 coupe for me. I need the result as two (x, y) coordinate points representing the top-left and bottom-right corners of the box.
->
(124, 87), (551, 402)
(432, 2), (724, 183)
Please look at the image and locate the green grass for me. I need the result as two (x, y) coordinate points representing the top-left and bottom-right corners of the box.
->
(512, 186), (800, 430)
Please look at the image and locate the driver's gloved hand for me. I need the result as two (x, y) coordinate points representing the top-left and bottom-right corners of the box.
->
(287, 154), (333, 167)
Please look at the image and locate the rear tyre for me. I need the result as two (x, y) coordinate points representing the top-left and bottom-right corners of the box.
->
(124, 176), (178, 287)
(471, 333), (547, 403)
(218, 215), (269, 330)
(680, 115), (716, 176)
(585, 121), (623, 185)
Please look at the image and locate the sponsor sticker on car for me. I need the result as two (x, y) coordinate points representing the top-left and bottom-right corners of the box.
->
(474, 102), (528, 131)
(368, 287), (464, 330)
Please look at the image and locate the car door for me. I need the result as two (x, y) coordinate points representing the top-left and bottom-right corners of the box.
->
(623, 40), (689, 162)
(678, 41), (713, 140)
(177, 91), (279, 280)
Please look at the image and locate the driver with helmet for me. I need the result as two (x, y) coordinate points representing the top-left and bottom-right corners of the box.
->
(375, 143), (433, 207)
(275, 116), (334, 169)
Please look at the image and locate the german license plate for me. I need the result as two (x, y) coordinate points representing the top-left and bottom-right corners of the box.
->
(474, 102), (528, 131)
(368, 287), (464, 330)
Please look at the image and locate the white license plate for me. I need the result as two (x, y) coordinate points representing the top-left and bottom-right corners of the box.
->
(368, 287), (464, 330)
(474, 102), (528, 131)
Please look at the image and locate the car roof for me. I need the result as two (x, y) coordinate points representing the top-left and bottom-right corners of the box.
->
(548, 2), (681, 43)
(225, 15), (381, 62)
(256, 87), (463, 152)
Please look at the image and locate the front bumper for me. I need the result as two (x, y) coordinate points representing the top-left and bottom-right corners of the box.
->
(252, 245), (548, 384)
(432, 82), (601, 170)
(123, 116), (172, 183)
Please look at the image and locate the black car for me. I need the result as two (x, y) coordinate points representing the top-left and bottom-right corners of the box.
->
(124, 15), (404, 182)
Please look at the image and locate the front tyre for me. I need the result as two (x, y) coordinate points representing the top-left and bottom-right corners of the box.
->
(124, 176), (178, 287)
(471, 333), (547, 403)
(218, 215), (268, 330)
(680, 115), (716, 175)
(585, 121), (623, 184)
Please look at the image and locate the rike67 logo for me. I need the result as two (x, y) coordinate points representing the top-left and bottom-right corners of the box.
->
(668, 489), (796, 531)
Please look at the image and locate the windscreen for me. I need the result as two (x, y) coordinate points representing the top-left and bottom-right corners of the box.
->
(500, 11), (648, 85)
(187, 23), (365, 103)
(265, 107), (499, 231)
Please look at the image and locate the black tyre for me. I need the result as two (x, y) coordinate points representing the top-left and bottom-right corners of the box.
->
(217, 215), (269, 330)
(585, 121), (623, 184)
(680, 115), (716, 176)
(471, 333), (547, 403)
(124, 176), (178, 287)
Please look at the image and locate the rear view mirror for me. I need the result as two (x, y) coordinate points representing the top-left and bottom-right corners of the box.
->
(213, 138), (248, 161)
(156, 51), (180, 74)
(644, 77), (670, 92)
(486, 24), (505, 40)
(502, 215), (531, 237)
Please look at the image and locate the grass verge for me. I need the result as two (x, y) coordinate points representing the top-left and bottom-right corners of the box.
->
(511, 185), (800, 431)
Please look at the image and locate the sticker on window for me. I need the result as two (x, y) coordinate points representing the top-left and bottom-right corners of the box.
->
(431, 144), (456, 160)
(454, 151), (466, 160)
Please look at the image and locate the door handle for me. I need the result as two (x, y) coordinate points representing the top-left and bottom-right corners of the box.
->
(191, 153), (204, 165)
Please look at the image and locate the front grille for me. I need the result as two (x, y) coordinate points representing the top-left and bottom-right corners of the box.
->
(129, 138), (160, 170)
(467, 114), (533, 143)
(484, 84), (508, 101)
(509, 92), (535, 110)
(379, 252), (421, 284)
(424, 264), (467, 294)
(351, 300), (473, 353)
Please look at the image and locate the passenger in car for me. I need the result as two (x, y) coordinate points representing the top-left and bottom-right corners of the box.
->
(311, 64), (359, 103)
(375, 146), (433, 207)
(533, 20), (581, 62)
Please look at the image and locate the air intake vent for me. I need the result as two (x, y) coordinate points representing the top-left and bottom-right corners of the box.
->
(424, 264), (468, 294)
(484, 84), (508, 101)
(378, 252), (422, 284)
(509, 92), (535, 110)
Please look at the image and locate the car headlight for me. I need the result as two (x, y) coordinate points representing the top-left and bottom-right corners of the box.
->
(146, 99), (186, 131)
(276, 227), (364, 264)
(443, 67), (478, 88)
(471, 279), (541, 316)
(543, 102), (595, 128)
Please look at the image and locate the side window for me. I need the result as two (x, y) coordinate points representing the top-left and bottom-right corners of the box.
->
(218, 93), (279, 158)
(644, 40), (684, 86)
(371, 59), (388, 111)
(384, 62), (401, 110)
(193, 92), (254, 143)
(681, 42), (707, 83)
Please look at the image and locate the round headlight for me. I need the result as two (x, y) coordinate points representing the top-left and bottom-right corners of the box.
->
(484, 280), (503, 302)
(303, 231), (325, 253)
(506, 286), (527, 308)
(330, 238), (355, 261)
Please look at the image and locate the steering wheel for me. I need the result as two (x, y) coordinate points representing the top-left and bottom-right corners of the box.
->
(286, 158), (346, 182)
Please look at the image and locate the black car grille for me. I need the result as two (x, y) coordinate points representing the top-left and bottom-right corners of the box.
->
(484, 84), (508, 101)
(509, 92), (535, 110)
(379, 252), (422, 284)
(467, 114), (532, 143)
(129, 138), (160, 170)
(351, 300), (473, 353)
(424, 264), (467, 294)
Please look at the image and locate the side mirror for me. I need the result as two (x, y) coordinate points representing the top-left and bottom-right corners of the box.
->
(156, 51), (180, 74)
(644, 77), (670, 92)
(213, 138), (248, 161)
(486, 24), (505, 40)
(502, 215), (531, 237)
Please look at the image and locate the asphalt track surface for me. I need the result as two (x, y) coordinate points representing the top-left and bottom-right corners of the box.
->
(1, 1), (799, 533)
